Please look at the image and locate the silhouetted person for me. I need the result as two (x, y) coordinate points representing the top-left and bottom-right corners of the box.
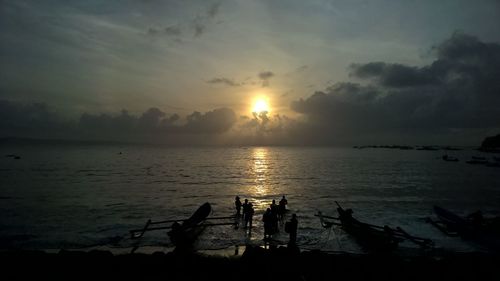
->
(263, 208), (273, 239)
(235, 196), (242, 217)
(278, 195), (288, 221)
(287, 214), (298, 246)
(247, 203), (255, 231)
(270, 200), (279, 233)
(242, 199), (250, 227)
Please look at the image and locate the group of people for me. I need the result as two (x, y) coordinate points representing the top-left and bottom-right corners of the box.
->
(234, 195), (298, 245)
(234, 197), (255, 229)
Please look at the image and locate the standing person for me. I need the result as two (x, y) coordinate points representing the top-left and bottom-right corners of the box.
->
(278, 195), (288, 221)
(247, 203), (255, 231)
(286, 214), (298, 246)
(263, 208), (273, 239)
(270, 200), (279, 233)
(235, 196), (242, 218)
(242, 199), (250, 228)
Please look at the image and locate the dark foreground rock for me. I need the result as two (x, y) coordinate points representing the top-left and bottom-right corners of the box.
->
(1, 246), (499, 280)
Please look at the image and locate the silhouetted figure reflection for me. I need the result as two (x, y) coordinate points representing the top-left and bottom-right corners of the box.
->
(235, 196), (242, 218)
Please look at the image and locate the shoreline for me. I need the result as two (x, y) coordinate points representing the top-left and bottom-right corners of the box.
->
(2, 245), (499, 280)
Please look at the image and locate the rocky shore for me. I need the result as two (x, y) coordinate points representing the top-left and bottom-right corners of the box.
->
(1, 246), (499, 280)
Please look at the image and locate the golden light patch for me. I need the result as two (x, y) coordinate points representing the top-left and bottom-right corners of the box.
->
(253, 99), (269, 113)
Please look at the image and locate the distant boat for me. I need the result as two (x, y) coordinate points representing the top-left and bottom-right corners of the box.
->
(486, 162), (500, 168)
(466, 159), (488, 165)
(472, 156), (487, 160)
(442, 155), (459, 162)
(417, 146), (439, 151)
(167, 202), (211, 247)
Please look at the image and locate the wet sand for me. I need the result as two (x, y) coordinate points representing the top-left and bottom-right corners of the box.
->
(1, 246), (499, 280)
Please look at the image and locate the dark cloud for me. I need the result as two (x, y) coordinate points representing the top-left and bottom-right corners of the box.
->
(164, 25), (182, 36)
(258, 71), (275, 87)
(183, 108), (236, 134)
(290, 32), (500, 145)
(234, 112), (297, 145)
(258, 71), (274, 80)
(207, 2), (221, 19)
(80, 107), (236, 137)
(296, 65), (309, 72)
(0, 100), (70, 139)
(349, 62), (437, 87)
(192, 18), (206, 37)
(206, 77), (241, 87)
(147, 27), (161, 36)
(0, 100), (237, 144)
(191, 2), (222, 37)
(147, 2), (220, 39)
(147, 25), (182, 38)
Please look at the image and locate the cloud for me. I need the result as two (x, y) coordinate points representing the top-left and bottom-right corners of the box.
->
(207, 2), (221, 19)
(258, 71), (275, 87)
(79, 107), (236, 137)
(164, 25), (182, 36)
(147, 25), (182, 39)
(0, 100), (237, 144)
(233, 111), (297, 145)
(258, 71), (274, 80)
(290, 32), (500, 145)
(146, 2), (221, 39)
(0, 100), (70, 139)
(349, 62), (437, 87)
(191, 2), (222, 37)
(3, 31), (499, 146)
(206, 77), (241, 87)
(183, 108), (236, 134)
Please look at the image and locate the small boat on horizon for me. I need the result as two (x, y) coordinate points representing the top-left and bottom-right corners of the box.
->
(442, 155), (459, 162)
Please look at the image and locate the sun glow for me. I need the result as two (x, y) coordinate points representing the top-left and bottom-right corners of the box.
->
(253, 99), (270, 113)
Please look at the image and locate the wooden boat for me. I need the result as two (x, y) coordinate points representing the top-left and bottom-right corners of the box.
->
(433, 206), (476, 238)
(432, 206), (500, 251)
(336, 203), (401, 252)
(442, 155), (459, 162)
(167, 202), (211, 246)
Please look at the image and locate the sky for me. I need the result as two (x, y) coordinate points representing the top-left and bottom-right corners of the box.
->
(1, 0), (500, 145)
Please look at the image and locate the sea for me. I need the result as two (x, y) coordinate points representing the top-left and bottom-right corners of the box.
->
(1, 145), (499, 254)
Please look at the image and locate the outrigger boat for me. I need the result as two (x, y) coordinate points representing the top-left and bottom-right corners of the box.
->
(316, 202), (433, 252)
(130, 202), (237, 249)
(428, 206), (500, 252)
(168, 202), (211, 246)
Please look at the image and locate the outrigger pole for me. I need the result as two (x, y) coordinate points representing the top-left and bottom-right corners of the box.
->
(130, 216), (238, 239)
(316, 202), (433, 247)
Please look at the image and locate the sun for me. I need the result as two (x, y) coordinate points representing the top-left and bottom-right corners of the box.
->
(253, 99), (269, 113)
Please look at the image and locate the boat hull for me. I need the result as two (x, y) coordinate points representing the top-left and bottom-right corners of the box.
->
(168, 202), (211, 247)
(337, 207), (399, 252)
